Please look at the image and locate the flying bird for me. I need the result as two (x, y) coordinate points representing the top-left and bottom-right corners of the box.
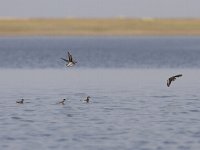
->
(16, 98), (24, 104)
(167, 74), (182, 87)
(61, 52), (77, 67)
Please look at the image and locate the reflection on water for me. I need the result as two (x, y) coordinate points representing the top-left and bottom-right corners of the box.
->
(0, 69), (200, 150)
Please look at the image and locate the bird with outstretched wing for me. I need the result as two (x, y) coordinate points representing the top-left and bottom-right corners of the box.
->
(61, 51), (77, 67)
(167, 74), (182, 87)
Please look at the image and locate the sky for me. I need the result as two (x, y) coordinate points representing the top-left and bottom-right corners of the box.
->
(0, 0), (199, 18)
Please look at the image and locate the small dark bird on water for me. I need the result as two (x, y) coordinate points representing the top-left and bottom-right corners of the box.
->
(84, 96), (91, 103)
(58, 99), (66, 105)
(61, 51), (77, 67)
(167, 74), (182, 87)
(16, 99), (24, 104)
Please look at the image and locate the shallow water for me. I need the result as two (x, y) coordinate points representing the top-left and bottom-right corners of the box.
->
(1, 68), (200, 150)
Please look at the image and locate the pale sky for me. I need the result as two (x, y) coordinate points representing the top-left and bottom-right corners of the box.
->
(0, 0), (199, 18)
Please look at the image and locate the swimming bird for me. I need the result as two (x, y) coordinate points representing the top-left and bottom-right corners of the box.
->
(167, 74), (182, 87)
(58, 99), (66, 105)
(61, 52), (77, 67)
(16, 98), (24, 104)
(84, 96), (91, 103)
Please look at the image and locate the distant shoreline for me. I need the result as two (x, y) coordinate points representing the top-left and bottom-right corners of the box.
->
(0, 18), (200, 36)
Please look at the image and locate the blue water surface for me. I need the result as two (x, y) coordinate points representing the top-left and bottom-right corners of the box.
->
(0, 36), (200, 150)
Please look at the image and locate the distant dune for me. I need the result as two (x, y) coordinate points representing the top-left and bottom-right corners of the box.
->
(0, 18), (200, 36)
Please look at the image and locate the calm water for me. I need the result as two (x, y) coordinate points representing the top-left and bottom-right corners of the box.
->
(0, 37), (200, 150)
(0, 36), (200, 68)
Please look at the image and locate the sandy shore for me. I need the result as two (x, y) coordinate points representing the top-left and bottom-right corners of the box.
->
(0, 18), (200, 36)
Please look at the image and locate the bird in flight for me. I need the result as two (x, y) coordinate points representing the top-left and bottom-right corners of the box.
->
(16, 98), (24, 104)
(61, 51), (77, 67)
(167, 74), (182, 87)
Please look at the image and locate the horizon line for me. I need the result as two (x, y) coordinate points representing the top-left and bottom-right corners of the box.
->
(0, 16), (200, 20)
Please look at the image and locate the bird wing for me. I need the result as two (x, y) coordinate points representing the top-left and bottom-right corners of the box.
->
(173, 74), (182, 78)
(68, 52), (72, 62)
(60, 58), (69, 63)
(70, 54), (75, 62)
(167, 78), (172, 87)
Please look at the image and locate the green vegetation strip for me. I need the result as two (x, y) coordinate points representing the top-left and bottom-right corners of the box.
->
(0, 18), (200, 36)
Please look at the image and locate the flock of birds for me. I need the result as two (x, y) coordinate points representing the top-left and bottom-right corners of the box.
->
(16, 52), (182, 104)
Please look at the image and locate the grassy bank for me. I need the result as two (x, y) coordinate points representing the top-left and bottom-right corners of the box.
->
(0, 18), (200, 36)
